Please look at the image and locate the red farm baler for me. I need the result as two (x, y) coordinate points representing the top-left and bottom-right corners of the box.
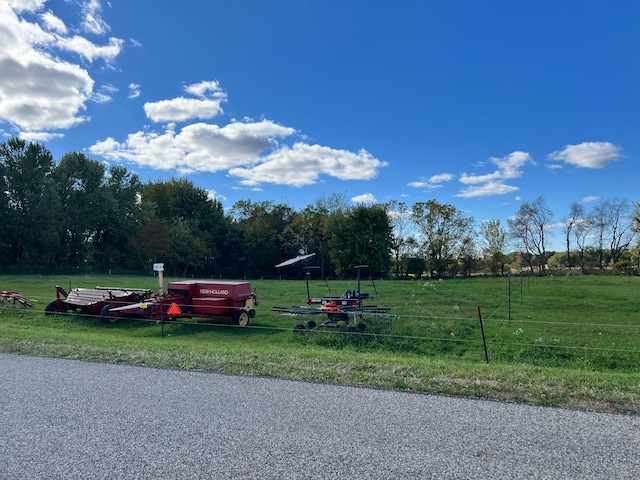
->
(102, 280), (258, 326)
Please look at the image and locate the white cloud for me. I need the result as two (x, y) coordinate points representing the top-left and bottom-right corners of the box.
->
(229, 143), (386, 187)
(18, 130), (64, 142)
(0, 1), (122, 134)
(352, 193), (376, 204)
(92, 83), (117, 103)
(185, 80), (225, 99)
(206, 189), (226, 203)
(408, 173), (453, 189)
(456, 181), (520, 198)
(456, 151), (533, 197)
(90, 119), (296, 174)
(583, 195), (600, 203)
(81, 0), (110, 35)
(429, 173), (454, 183)
(144, 81), (228, 123)
(40, 11), (67, 34)
(56, 35), (124, 63)
(548, 142), (623, 168)
(408, 181), (429, 188)
(144, 98), (226, 123)
(7, 1), (45, 13)
(128, 83), (141, 99)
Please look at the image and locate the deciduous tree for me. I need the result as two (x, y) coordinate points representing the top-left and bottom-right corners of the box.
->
(508, 196), (553, 273)
(411, 200), (474, 278)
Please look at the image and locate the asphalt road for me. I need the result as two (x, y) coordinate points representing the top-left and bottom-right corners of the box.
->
(1, 353), (639, 479)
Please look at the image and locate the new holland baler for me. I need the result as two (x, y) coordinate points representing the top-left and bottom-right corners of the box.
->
(101, 280), (258, 326)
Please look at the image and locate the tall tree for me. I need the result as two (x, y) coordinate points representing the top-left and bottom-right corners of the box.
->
(508, 196), (553, 273)
(0, 137), (62, 266)
(596, 198), (637, 265)
(128, 219), (172, 271)
(573, 214), (594, 272)
(54, 152), (106, 268)
(411, 200), (475, 277)
(229, 200), (295, 278)
(385, 200), (415, 278)
(563, 202), (585, 269)
(328, 203), (393, 278)
(93, 165), (143, 270)
(142, 178), (229, 275)
(479, 219), (507, 276)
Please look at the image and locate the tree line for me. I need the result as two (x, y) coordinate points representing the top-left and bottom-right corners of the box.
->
(2, 137), (639, 279)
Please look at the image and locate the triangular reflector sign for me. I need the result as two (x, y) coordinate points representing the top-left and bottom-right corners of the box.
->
(167, 302), (181, 315)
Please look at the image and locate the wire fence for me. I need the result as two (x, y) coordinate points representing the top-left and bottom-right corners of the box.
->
(2, 275), (640, 371)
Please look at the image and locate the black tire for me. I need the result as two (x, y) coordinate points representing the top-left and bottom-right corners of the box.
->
(100, 305), (114, 324)
(347, 326), (357, 333)
(249, 309), (257, 318)
(45, 300), (66, 315)
(293, 323), (306, 333)
(356, 322), (367, 333)
(233, 310), (250, 326)
(306, 320), (316, 329)
(44, 300), (57, 315)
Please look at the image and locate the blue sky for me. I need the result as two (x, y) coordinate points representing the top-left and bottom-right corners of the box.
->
(2, 0), (638, 251)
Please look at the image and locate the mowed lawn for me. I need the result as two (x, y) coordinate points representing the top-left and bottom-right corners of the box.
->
(1, 273), (639, 413)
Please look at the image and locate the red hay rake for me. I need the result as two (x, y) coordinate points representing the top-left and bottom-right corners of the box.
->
(0, 291), (35, 309)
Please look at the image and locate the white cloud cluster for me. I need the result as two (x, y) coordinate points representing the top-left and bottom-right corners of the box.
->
(409, 151), (533, 198)
(408, 173), (454, 189)
(548, 142), (623, 168)
(231, 143), (385, 187)
(0, 1), (123, 135)
(455, 151), (534, 198)
(408, 151), (534, 198)
(351, 193), (377, 204)
(144, 81), (227, 123)
(92, 80), (387, 187)
(2, 3), (387, 189)
(408, 140), (624, 199)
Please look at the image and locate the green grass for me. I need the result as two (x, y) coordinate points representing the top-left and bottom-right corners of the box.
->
(1, 273), (639, 414)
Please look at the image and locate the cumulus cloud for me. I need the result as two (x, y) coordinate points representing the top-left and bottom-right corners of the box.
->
(351, 193), (377, 204)
(144, 81), (227, 122)
(90, 119), (294, 173)
(456, 151), (534, 198)
(457, 181), (520, 198)
(56, 35), (124, 63)
(408, 172), (454, 189)
(229, 143), (386, 187)
(18, 130), (65, 142)
(548, 142), (623, 168)
(92, 77), (388, 187)
(0, 1), (123, 134)
(429, 173), (454, 183)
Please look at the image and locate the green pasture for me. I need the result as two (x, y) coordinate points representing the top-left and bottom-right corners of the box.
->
(1, 273), (639, 414)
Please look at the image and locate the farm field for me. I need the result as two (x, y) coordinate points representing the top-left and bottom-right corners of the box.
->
(1, 273), (639, 414)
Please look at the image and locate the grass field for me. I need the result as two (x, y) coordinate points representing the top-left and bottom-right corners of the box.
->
(1, 273), (639, 414)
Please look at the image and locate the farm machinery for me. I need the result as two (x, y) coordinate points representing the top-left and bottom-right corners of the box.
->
(45, 286), (153, 319)
(272, 260), (390, 333)
(101, 280), (258, 326)
(1, 290), (35, 308)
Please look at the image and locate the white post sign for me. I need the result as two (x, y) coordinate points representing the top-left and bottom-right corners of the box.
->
(153, 263), (164, 293)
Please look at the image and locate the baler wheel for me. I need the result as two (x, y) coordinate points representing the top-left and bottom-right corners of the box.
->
(45, 300), (67, 315)
(100, 305), (115, 324)
(234, 310), (250, 327)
